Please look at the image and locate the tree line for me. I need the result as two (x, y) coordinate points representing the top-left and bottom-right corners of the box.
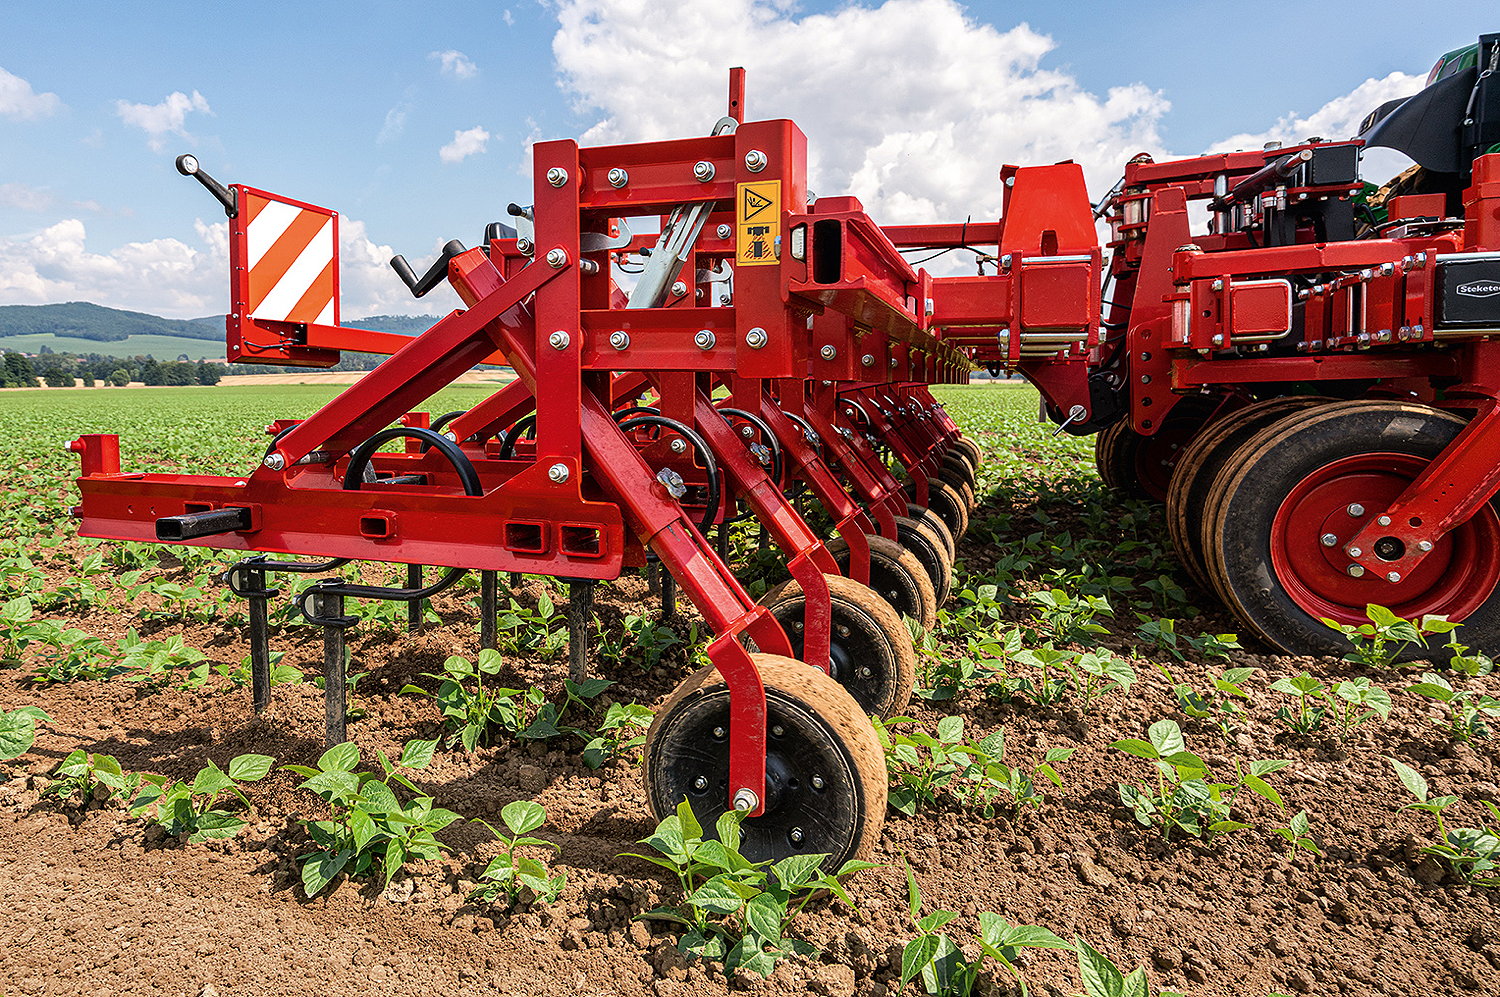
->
(0, 351), (227, 388)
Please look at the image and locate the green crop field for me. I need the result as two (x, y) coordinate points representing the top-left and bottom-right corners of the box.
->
(0, 333), (232, 362)
(0, 382), (1495, 997)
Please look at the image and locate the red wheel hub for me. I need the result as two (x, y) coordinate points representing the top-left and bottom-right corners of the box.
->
(1270, 453), (1500, 626)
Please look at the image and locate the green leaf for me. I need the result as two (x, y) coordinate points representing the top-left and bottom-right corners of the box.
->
(0, 708), (45, 761)
(190, 761), (234, 799)
(501, 799), (546, 836)
(1076, 937), (1124, 997)
(771, 853), (825, 890)
(905, 860), (924, 919)
(399, 739), (438, 770)
(187, 810), (246, 842)
(1147, 719), (1185, 757)
(1242, 774), (1284, 811)
(714, 809), (743, 853)
(1121, 966), (1150, 997)
(300, 769), (360, 802)
(226, 753), (275, 782)
(936, 716), (964, 743)
(318, 742), (361, 773)
(357, 778), (402, 815)
(1109, 738), (1158, 761)
(301, 849), (350, 897)
(901, 935), (940, 989)
(744, 892), (784, 941)
(688, 875), (746, 916)
(675, 798), (703, 842)
(1387, 757), (1429, 802)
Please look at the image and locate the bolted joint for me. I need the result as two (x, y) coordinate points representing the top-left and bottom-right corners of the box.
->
(655, 468), (686, 499)
(749, 442), (771, 466)
(1320, 533), (1338, 547)
(861, 354), (874, 366)
(1346, 564), (1365, 578)
(548, 330), (571, 350)
(1386, 571), (1403, 583)
(744, 150), (767, 173)
(546, 167), (569, 188)
(669, 438), (687, 454)
(820, 344), (837, 360)
(545, 247), (569, 269)
(732, 788), (759, 812)
(671, 280), (687, 297)
(262, 452), (286, 471)
(516, 237), (534, 256)
(694, 329), (717, 350)
(609, 330), (630, 350)
(716, 223), (732, 240)
(744, 327), (768, 349)
(1417, 540), (1434, 552)
(1347, 503), (1365, 517)
(606, 167), (629, 188)
(547, 462), (570, 483)
(694, 161), (716, 182)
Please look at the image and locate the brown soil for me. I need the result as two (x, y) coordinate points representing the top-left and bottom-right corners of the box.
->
(3, 487), (1499, 996)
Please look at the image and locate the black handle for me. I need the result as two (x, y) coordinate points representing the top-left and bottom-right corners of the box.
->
(175, 154), (237, 218)
(390, 239), (467, 298)
(156, 505), (252, 541)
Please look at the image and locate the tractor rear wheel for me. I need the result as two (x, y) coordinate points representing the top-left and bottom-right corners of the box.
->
(760, 574), (916, 717)
(642, 653), (887, 867)
(1201, 401), (1500, 657)
(1166, 396), (1327, 590)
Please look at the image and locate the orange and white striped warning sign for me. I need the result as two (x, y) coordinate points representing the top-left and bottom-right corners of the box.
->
(235, 190), (338, 327)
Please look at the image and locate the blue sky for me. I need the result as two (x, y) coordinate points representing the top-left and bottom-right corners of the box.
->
(0, 0), (1493, 318)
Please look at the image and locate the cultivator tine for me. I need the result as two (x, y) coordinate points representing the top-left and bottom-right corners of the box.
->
(566, 579), (593, 682)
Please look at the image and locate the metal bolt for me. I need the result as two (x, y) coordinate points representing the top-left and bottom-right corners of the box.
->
(740, 424), (754, 438)
(1418, 540), (1434, 552)
(1376, 515), (1391, 526)
(1347, 564), (1365, 578)
(443, 431), (457, 442)
(671, 280), (687, 297)
(861, 354), (874, 366)
(860, 666), (873, 677)
(810, 775), (825, 790)
(1347, 503), (1365, 517)
(1140, 374), (1152, 384)
(1320, 533), (1338, 547)
(744, 150), (767, 173)
(693, 776), (709, 791)
(547, 463), (570, 483)
(694, 160), (716, 181)
(712, 727), (726, 739)
(1347, 546), (1363, 558)
(890, 357), (898, 368)
(1211, 334), (1224, 346)
(789, 828), (804, 845)
(694, 329), (716, 349)
(820, 345), (837, 360)
(837, 624), (850, 638)
(771, 724), (785, 737)
(745, 327), (768, 349)
(669, 438), (687, 454)
(607, 167), (628, 188)
(262, 453), (286, 471)
(733, 788), (759, 812)
(548, 330), (570, 350)
(716, 223), (732, 239)
(546, 167), (569, 187)
(516, 237), (534, 256)
(545, 247), (568, 268)
(609, 330), (630, 350)
(1387, 571), (1402, 583)
(719, 293), (732, 306)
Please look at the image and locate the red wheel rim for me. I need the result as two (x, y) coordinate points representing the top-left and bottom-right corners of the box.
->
(1270, 453), (1500, 626)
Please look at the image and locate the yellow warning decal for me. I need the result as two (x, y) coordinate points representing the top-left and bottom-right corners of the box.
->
(736, 181), (780, 266)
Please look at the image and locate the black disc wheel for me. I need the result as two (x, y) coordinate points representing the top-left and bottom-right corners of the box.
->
(824, 532), (937, 631)
(952, 436), (982, 468)
(760, 574), (916, 717)
(1097, 395), (1228, 501)
(906, 503), (956, 561)
(904, 477), (969, 544)
(895, 514), (953, 606)
(1165, 396), (1327, 590)
(1201, 400), (1500, 657)
(942, 453), (977, 490)
(642, 653), (887, 867)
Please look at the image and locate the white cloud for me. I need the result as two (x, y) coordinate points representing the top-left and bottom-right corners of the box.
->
(377, 103), (409, 144)
(430, 49), (479, 79)
(502, 9), (514, 26)
(114, 90), (213, 151)
(0, 182), (53, 212)
(439, 125), (491, 163)
(1212, 72), (1424, 152)
(0, 67), (61, 120)
(550, 0), (1169, 225)
(0, 215), (454, 320)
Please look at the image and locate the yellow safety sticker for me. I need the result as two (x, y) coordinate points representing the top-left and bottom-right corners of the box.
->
(736, 180), (780, 266)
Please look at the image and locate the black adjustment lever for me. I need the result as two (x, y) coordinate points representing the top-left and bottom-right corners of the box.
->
(390, 239), (467, 298)
(175, 154), (237, 218)
(485, 221), (518, 242)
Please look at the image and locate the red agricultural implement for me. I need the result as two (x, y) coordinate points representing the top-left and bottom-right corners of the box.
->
(69, 39), (1500, 861)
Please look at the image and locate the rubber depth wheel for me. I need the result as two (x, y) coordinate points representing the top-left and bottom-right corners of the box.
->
(824, 533), (937, 630)
(952, 436), (982, 468)
(906, 477), (969, 543)
(1100, 395), (1227, 501)
(936, 465), (978, 517)
(1166, 397), (1327, 590)
(642, 653), (887, 867)
(942, 453), (976, 490)
(1094, 422), (1127, 489)
(1202, 400), (1500, 657)
(760, 574), (916, 717)
(905, 503), (956, 561)
(895, 515), (953, 606)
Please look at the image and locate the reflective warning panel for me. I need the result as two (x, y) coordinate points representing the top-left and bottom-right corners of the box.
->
(234, 189), (339, 327)
(736, 181), (780, 267)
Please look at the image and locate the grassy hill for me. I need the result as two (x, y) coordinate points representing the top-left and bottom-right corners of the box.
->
(0, 303), (441, 360)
